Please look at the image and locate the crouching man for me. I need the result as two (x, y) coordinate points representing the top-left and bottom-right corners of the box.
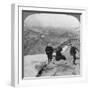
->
(55, 47), (66, 61)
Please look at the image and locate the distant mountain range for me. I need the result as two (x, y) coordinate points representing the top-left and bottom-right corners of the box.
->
(24, 29), (80, 56)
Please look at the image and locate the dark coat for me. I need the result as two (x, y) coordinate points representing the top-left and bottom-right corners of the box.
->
(55, 47), (66, 61)
(45, 46), (54, 59)
(70, 46), (78, 56)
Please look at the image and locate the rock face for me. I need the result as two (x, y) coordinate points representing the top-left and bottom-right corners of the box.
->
(24, 52), (80, 77)
(24, 54), (47, 77)
(38, 61), (80, 77)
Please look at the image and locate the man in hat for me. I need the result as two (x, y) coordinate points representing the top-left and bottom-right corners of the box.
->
(70, 44), (79, 65)
(45, 44), (54, 63)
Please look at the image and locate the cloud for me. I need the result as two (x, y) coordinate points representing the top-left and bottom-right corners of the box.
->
(24, 13), (80, 33)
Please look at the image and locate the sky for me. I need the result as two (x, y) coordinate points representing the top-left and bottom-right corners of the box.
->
(22, 10), (81, 21)
(23, 12), (80, 33)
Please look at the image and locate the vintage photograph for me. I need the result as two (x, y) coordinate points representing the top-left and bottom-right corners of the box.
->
(22, 10), (80, 78)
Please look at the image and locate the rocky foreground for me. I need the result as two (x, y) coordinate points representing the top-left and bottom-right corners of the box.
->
(36, 59), (80, 77)
(24, 54), (80, 77)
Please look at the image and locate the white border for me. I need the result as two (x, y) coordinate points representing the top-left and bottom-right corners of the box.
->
(11, 4), (87, 87)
